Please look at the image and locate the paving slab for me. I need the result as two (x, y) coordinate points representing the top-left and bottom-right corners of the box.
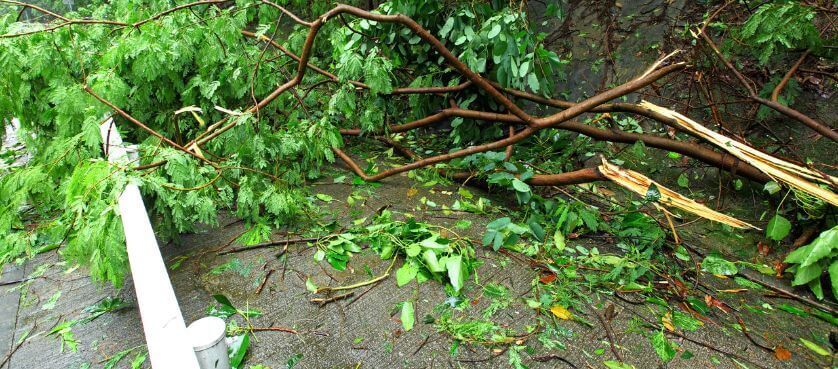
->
(0, 170), (833, 369)
(0, 264), (24, 365)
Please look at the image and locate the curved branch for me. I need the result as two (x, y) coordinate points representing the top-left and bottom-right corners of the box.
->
(0, 19), (127, 38)
(83, 85), (216, 166)
(0, 0), (68, 20)
(259, 0), (312, 27)
(527, 168), (607, 186)
(242, 28), (692, 137)
(695, 29), (838, 142)
(334, 146), (607, 187)
(131, 0), (231, 28)
(339, 65), (684, 182)
(341, 105), (768, 183)
(0, 0), (231, 38)
(771, 50), (809, 102)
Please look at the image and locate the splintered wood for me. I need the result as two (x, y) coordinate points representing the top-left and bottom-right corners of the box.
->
(598, 159), (758, 229)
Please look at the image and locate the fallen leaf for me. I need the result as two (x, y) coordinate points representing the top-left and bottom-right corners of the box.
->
(662, 312), (675, 332)
(774, 261), (786, 278)
(671, 279), (687, 297)
(799, 338), (831, 356)
(407, 188), (418, 197)
(539, 273), (557, 284)
(598, 188), (616, 197)
(704, 295), (732, 313)
(550, 305), (572, 320)
(773, 346), (792, 361)
(603, 304), (616, 320)
(757, 241), (771, 256)
(718, 289), (747, 293)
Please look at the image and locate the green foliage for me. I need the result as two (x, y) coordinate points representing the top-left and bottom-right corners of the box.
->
(316, 210), (475, 292)
(701, 254), (739, 276)
(765, 213), (791, 241)
(62, 160), (130, 286)
(47, 296), (127, 353)
(0, 0), (574, 287)
(434, 308), (514, 345)
(650, 330), (677, 363)
(736, 1), (821, 65)
(0, 0), (347, 284)
(784, 226), (838, 300)
(400, 300), (415, 331)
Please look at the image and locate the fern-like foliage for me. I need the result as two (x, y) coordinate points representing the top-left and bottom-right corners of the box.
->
(738, 1), (821, 65)
(0, 0), (570, 286)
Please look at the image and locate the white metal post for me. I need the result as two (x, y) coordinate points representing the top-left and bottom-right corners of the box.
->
(100, 119), (201, 369)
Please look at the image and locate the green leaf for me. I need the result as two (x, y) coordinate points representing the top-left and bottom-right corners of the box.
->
(677, 173), (689, 188)
(527, 73), (540, 92)
(446, 255), (465, 292)
(777, 303), (808, 317)
(364, 57), (393, 95)
(808, 278), (824, 300)
(604, 361), (636, 369)
(401, 301), (415, 331)
(440, 17), (455, 38)
(763, 181), (781, 194)
(552, 229), (566, 251)
(519, 61), (530, 76)
(799, 338), (830, 356)
(701, 255), (738, 276)
(130, 351), (147, 369)
(42, 291), (61, 310)
(103, 347), (136, 369)
(487, 24), (501, 39)
(829, 261), (838, 302)
(493, 39), (508, 63)
(785, 226), (837, 267)
(528, 220), (545, 241)
(765, 214), (791, 241)
(213, 294), (236, 310)
(305, 278), (318, 292)
(229, 334), (250, 369)
(286, 353), (303, 368)
(418, 250), (442, 273)
(487, 217), (512, 230)
(396, 262), (418, 287)
(791, 263), (823, 286)
(511, 178), (530, 193)
(650, 330), (676, 363)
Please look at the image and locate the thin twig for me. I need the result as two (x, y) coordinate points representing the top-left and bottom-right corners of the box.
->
(250, 326), (298, 334)
(314, 257), (397, 294)
(310, 291), (354, 306)
(594, 309), (623, 362)
(218, 237), (319, 255)
(256, 269), (275, 294)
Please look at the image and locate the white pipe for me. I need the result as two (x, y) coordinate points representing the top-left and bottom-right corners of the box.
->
(187, 317), (231, 369)
(100, 120), (201, 369)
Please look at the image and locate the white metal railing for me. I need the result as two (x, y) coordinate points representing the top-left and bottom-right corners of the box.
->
(100, 119), (201, 369)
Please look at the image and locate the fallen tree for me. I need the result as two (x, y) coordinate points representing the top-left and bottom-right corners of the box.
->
(0, 0), (835, 298)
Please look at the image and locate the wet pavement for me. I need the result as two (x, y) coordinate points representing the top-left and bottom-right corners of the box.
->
(2, 1), (836, 368)
(1, 169), (834, 369)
